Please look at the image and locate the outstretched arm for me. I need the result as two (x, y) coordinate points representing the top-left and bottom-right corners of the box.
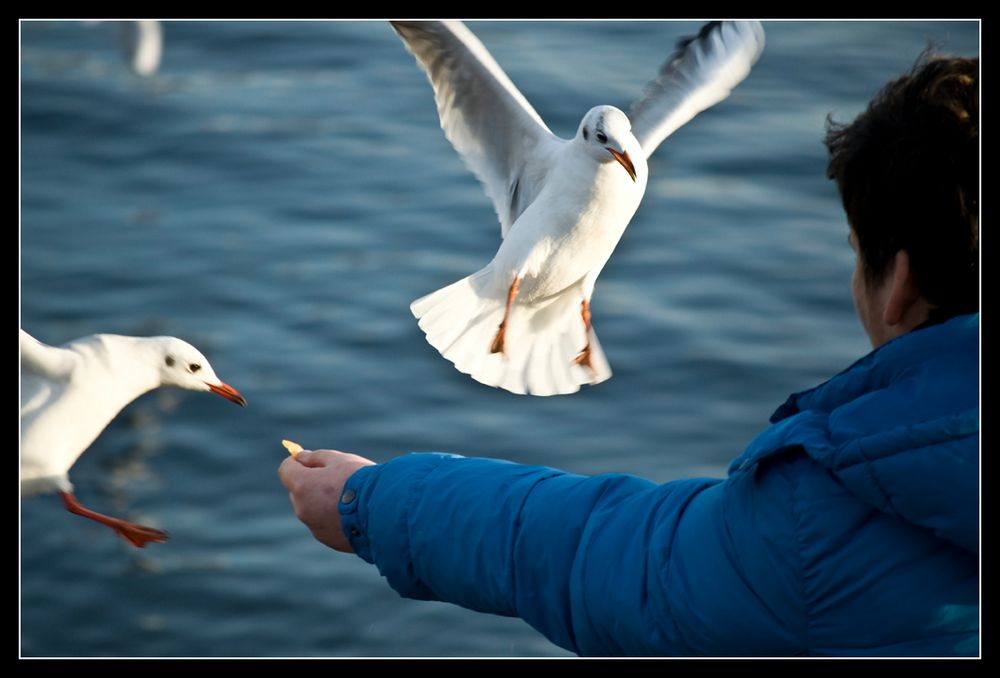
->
(279, 449), (802, 656)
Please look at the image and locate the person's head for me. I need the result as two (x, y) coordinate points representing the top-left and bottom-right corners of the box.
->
(824, 52), (979, 348)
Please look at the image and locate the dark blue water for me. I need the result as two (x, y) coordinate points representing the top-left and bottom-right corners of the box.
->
(20, 20), (979, 657)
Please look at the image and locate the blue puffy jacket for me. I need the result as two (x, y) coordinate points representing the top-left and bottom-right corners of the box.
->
(340, 314), (979, 656)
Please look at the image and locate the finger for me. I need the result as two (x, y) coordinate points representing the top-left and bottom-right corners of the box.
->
(278, 455), (309, 487)
(312, 449), (376, 467)
(293, 449), (329, 468)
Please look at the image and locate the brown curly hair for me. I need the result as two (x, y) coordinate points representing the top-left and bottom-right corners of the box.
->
(824, 51), (979, 321)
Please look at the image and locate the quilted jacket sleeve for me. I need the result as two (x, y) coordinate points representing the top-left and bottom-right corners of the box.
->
(338, 451), (805, 656)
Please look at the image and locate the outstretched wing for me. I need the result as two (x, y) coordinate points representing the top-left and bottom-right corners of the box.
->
(20, 330), (78, 381)
(629, 21), (766, 159)
(20, 329), (78, 417)
(391, 21), (561, 238)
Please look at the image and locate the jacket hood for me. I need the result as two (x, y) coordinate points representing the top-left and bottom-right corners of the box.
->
(730, 313), (979, 553)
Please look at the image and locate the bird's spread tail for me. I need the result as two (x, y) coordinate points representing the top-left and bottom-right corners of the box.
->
(411, 270), (611, 396)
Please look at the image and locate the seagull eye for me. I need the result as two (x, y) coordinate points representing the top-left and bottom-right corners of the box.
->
(165, 356), (175, 367)
(596, 131), (608, 144)
(189, 363), (202, 373)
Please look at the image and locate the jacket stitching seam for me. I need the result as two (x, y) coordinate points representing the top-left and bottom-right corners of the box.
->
(510, 470), (564, 627)
(787, 456), (814, 655)
(403, 455), (450, 595)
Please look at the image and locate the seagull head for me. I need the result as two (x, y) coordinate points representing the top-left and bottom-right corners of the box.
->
(576, 105), (641, 183)
(154, 337), (247, 407)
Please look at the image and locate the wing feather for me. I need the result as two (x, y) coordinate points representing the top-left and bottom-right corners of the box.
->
(391, 21), (561, 238)
(629, 20), (766, 159)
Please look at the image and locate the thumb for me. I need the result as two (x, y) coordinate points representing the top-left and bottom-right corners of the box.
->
(293, 449), (328, 468)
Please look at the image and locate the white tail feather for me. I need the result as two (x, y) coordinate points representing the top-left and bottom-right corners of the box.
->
(411, 270), (611, 396)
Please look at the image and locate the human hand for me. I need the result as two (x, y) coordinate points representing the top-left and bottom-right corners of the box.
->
(278, 448), (375, 552)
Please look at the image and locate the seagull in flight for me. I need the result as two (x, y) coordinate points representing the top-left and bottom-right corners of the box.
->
(394, 20), (766, 395)
(20, 329), (246, 547)
(119, 20), (163, 77)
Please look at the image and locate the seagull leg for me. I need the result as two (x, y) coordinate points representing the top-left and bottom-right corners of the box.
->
(489, 276), (520, 355)
(60, 491), (169, 548)
(574, 299), (596, 376)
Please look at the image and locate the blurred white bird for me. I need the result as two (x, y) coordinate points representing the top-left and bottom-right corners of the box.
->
(20, 329), (246, 547)
(118, 20), (163, 77)
(394, 20), (766, 395)
(79, 19), (163, 76)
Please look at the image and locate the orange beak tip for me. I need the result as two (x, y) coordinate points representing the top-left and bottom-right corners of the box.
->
(607, 147), (637, 182)
(206, 381), (248, 407)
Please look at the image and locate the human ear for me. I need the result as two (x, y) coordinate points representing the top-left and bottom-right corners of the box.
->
(883, 249), (921, 327)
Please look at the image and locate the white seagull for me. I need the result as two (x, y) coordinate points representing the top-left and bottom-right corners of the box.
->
(118, 20), (163, 77)
(20, 329), (246, 547)
(395, 20), (766, 396)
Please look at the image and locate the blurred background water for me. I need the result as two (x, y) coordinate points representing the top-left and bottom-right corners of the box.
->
(19, 20), (979, 658)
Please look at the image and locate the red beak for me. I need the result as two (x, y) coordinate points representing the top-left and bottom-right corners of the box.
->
(206, 381), (247, 407)
(606, 147), (637, 182)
